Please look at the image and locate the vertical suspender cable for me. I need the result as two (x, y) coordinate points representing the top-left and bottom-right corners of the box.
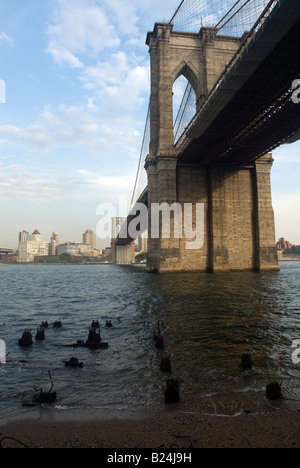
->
(130, 103), (150, 209)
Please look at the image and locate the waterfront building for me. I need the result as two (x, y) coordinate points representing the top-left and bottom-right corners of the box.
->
(49, 231), (59, 256)
(31, 229), (42, 242)
(0, 253), (18, 263)
(19, 230), (32, 242)
(18, 230), (49, 262)
(57, 242), (79, 256)
(83, 229), (96, 250)
(51, 231), (59, 243)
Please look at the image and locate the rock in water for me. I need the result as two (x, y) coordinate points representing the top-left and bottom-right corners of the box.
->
(164, 378), (180, 404)
(65, 357), (83, 368)
(266, 382), (283, 400)
(35, 327), (46, 341)
(33, 391), (57, 404)
(160, 356), (172, 373)
(240, 354), (253, 369)
(18, 330), (33, 347)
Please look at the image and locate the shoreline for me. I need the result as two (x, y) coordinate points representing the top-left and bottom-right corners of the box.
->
(0, 259), (300, 267)
(0, 390), (299, 448)
(279, 259), (300, 262)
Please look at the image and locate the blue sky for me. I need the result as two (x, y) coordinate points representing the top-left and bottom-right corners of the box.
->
(0, 0), (299, 249)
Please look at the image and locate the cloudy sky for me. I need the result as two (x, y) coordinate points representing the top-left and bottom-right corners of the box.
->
(0, 0), (299, 249)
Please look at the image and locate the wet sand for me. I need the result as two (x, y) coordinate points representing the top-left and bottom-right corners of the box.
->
(0, 391), (299, 448)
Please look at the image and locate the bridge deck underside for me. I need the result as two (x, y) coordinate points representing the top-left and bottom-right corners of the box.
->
(116, 187), (148, 246)
(178, 8), (300, 166)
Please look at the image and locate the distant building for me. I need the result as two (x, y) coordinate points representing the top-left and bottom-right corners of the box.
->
(57, 242), (79, 256)
(102, 247), (111, 258)
(83, 229), (96, 250)
(31, 229), (42, 242)
(51, 231), (59, 243)
(137, 232), (148, 253)
(50, 231), (59, 256)
(77, 243), (92, 254)
(276, 238), (293, 251)
(0, 253), (18, 263)
(19, 229), (31, 242)
(18, 229), (49, 262)
(87, 249), (103, 258)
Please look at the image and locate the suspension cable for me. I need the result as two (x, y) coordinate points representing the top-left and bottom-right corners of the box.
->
(130, 103), (150, 208)
(215, 0), (246, 29)
(217, 0), (253, 33)
(169, 0), (186, 24)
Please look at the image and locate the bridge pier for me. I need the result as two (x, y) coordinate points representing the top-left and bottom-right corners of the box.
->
(115, 244), (135, 265)
(111, 239), (135, 265)
(146, 156), (179, 272)
(146, 154), (278, 273)
(111, 217), (135, 265)
(254, 155), (279, 271)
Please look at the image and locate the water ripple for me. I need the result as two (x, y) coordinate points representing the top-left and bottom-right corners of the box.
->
(0, 262), (299, 419)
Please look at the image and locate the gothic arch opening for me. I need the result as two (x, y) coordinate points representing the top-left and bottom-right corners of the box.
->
(173, 74), (197, 144)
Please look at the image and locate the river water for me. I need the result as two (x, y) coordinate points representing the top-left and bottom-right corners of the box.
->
(0, 262), (299, 422)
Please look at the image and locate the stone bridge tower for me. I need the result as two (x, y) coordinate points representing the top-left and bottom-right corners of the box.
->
(145, 23), (278, 273)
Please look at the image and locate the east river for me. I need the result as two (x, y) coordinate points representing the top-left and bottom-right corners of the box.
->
(0, 262), (299, 421)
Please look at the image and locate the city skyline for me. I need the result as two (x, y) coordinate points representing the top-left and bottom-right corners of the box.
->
(4, 226), (299, 253)
(16, 227), (103, 262)
(0, 0), (299, 249)
(17, 227), (101, 249)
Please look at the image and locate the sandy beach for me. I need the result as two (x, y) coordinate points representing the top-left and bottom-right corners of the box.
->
(0, 391), (299, 448)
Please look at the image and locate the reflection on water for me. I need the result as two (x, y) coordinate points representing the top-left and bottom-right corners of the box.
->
(0, 262), (299, 420)
(138, 263), (300, 396)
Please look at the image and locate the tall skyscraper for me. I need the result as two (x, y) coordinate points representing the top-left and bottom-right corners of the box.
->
(51, 231), (59, 243)
(19, 230), (31, 242)
(50, 231), (59, 256)
(83, 229), (96, 250)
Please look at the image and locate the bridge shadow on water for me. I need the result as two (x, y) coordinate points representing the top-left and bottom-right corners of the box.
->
(133, 262), (300, 404)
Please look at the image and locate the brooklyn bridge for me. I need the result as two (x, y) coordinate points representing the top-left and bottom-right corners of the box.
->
(111, 0), (300, 273)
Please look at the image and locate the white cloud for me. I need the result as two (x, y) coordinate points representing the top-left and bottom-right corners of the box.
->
(0, 103), (145, 172)
(0, 0), (195, 232)
(48, 48), (84, 69)
(0, 163), (71, 201)
(0, 161), (134, 204)
(80, 50), (150, 111)
(47, 0), (120, 68)
(46, 1), (151, 113)
(0, 124), (52, 153)
(103, 0), (140, 37)
(105, 65), (150, 110)
(0, 32), (14, 47)
(81, 51), (129, 89)
(0, 106), (109, 154)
